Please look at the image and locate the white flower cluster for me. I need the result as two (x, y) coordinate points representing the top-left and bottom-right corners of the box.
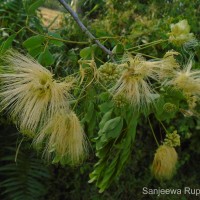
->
(0, 51), (87, 165)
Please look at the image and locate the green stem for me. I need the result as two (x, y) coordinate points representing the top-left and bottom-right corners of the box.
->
(15, 137), (25, 163)
(126, 39), (168, 51)
(158, 119), (168, 134)
(25, 26), (88, 45)
(129, 51), (159, 59)
(148, 117), (159, 147)
(72, 78), (88, 110)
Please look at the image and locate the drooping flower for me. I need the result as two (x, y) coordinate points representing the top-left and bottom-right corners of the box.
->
(0, 51), (73, 132)
(111, 54), (159, 110)
(34, 110), (87, 165)
(151, 145), (178, 181)
(168, 19), (194, 46)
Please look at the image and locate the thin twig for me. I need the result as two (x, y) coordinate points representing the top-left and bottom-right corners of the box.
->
(58, 0), (115, 62)
(25, 27), (88, 44)
(125, 39), (168, 51)
(148, 117), (159, 147)
(158, 119), (168, 134)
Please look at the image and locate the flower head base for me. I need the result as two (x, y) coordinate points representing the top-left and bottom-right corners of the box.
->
(168, 20), (194, 46)
(151, 145), (178, 181)
(111, 55), (159, 110)
(34, 111), (87, 165)
(0, 51), (72, 132)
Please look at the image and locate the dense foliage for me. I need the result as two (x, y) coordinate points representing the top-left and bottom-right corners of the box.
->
(0, 0), (200, 199)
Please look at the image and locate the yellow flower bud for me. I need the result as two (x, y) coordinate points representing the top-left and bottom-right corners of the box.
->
(164, 130), (180, 147)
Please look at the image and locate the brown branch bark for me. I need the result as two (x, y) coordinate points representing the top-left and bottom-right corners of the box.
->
(58, 0), (115, 62)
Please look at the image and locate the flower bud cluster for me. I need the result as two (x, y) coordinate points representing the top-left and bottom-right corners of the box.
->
(163, 102), (177, 113)
(113, 94), (128, 107)
(164, 130), (180, 147)
(98, 62), (123, 85)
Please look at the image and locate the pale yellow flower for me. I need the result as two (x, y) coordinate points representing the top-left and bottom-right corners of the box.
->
(0, 51), (72, 132)
(34, 111), (87, 165)
(164, 60), (200, 96)
(136, 50), (180, 81)
(168, 19), (194, 46)
(151, 145), (178, 181)
(111, 54), (159, 109)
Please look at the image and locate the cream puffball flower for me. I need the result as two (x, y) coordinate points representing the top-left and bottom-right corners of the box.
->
(0, 51), (72, 132)
(111, 54), (159, 110)
(34, 111), (87, 165)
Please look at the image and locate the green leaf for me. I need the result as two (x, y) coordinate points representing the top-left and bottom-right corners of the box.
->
(90, 110), (139, 192)
(84, 102), (97, 136)
(155, 96), (165, 116)
(38, 48), (55, 66)
(67, 49), (78, 62)
(27, 0), (45, 15)
(23, 35), (45, 49)
(126, 113), (139, 141)
(48, 32), (64, 47)
(166, 88), (184, 100)
(0, 34), (16, 54)
(97, 155), (119, 193)
(80, 45), (97, 59)
(84, 102), (94, 123)
(112, 43), (124, 54)
(80, 47), (92, 59)
(99, 111), (113, 129)
(155, 92), (179, 121)
(28, 46), (43, 58)
(105, 117), (123, 139)
(99, 101), (114, 113)
(102, 117), (122, 134)
(99, 92), (110, 102)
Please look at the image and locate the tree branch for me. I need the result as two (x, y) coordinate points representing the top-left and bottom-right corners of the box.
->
(58, 0), (115, 61)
